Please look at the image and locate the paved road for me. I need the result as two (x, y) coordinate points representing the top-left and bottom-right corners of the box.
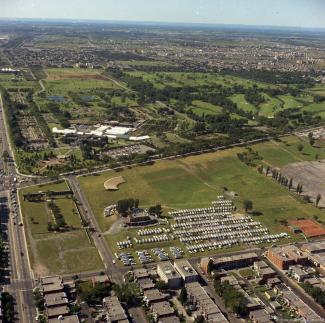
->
(0, 93), (35, 323)
(67, 175), (148, 323)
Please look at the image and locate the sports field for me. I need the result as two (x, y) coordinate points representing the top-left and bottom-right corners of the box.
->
(79, 136), (325, 241)
(19, 181), (103, 276)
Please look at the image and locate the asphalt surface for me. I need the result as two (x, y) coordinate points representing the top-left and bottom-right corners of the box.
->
(67, 175), (148, 323)
(0, 94), (35, 323)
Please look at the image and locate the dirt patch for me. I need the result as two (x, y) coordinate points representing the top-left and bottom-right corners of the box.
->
(47, 72), (112, 81)
(289, 219), (325, 237)
(34, 263), (49, 277)
(104, 176), (126, 191)
(281, 159), (325, 207)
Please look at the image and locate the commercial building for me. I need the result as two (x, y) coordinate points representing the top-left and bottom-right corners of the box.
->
(174, 259), (198, 283)
(213, 252), (258, 270)
(266, 245), (308, 270)
(103, 296), (128, 323)
(157, 262), (182, 289)
(186, 282), (228, 322)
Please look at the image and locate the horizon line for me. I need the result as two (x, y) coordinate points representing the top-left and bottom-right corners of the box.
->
(1, 17), (325, 31)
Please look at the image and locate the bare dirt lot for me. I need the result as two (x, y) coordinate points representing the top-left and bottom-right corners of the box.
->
(47, 72), (111, 81)
(281, 159), (325, 207)
(104, 176), (126, 191)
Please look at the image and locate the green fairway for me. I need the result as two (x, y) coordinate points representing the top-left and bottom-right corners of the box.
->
(191, 100), (223, 116)
(20, 181), (103, 275)
(230, 94), (257, 113)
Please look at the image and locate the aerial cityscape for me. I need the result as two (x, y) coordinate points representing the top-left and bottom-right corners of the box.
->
(1, 1), (325, 322)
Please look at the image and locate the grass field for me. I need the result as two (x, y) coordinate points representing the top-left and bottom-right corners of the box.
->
(191, 100), (223, 116)
(79, 135), (325, 259)
(20, 181), (103, 276)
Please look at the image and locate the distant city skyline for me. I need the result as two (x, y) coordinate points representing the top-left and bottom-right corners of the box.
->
(1, 0), (325, 29)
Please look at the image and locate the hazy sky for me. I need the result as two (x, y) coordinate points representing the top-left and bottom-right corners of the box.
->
(1, 0), (325, 28)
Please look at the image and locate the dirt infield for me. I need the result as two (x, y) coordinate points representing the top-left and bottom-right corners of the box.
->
(104, 176), (126, 191)
(289, 219), (325, 237)
(281, 159), (325, 208)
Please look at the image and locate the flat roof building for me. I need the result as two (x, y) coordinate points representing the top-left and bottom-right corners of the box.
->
(47, 305), (70, 319)
(267, 245), (308, 270)
(143, 289), (168, 305)
(301, 241), (325, 254)
(157, 262), (182, 289)
(44, 292), (68, 308)
(151, 301), (175, 321)
(213, 252), (258, 270)
(174, 259), (198, 283)
(186, 282), (228, 323)
(48, 315), (80, 323)
(103, 296), (128, 323)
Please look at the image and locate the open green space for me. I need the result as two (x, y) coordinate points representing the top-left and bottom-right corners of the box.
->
(19, 180), (103, 275)
(253, 136), (325, 167)
(79, 136), (325, 261)
(190, 100), (223, 116)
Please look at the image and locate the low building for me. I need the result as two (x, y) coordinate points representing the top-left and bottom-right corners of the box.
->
(301, 241), (325, 254)
(288, 265), (313, 282)
(48, 315), (80, 323)
(157, 262), (182, 289)
(47, 305), (70, 319)
(266, 245), (308, 270)
(103, 296), (128, 323)
(213, 252), (258, 270)
(91, 274), (110, 286)
(143, 289), (168, 306)
(126, 209), (158, 227)
(249, 309), (273, 323)
(275, 284), (322, 322)
(138, 278), (155, 291)
(186, 282), (228, 322)
(133, 268), (150, 281)
(151, 301), (175, 321)
(254, 261), (276, 282)
(158, 315), (180, 323)
(41, 277), (64, 295)
(44, 292), (68, 308)
(174, 259), (198, 283)
(266, 277), (281, 288)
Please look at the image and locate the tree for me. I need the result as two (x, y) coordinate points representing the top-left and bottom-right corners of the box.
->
(243, 200), (253, 213)
(288, 178), (293, 190)
(194, 316), (206, 323)
(2, 150), (9, 162)
(207, 259), (214, 275)
(309, 137), (315, 146)
(179, 287), (188, 305)
(297, 143), (304, 152)
(316, 194), (322, 207)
